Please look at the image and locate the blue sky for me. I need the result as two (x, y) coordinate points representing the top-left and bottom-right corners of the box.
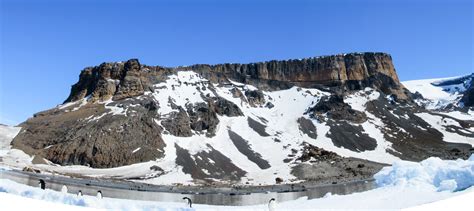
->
(0, 0), (472, 125)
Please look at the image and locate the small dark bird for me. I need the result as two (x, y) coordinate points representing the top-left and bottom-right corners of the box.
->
(182, 197), (192, 208)
(38, 179), (45, 190)
(77, 190), (83, 197)
(97, 190), (103, 199)
(268, 198), (276, 211)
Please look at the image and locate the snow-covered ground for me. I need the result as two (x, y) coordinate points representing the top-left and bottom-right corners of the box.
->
(1, 155), (474, 210)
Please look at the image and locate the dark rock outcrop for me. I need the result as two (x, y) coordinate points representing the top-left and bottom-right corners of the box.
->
(245, 90), (266, 107)
(175, 144), (246, 182)
(161, 107), (193, 137)
(209, 97), (243, 117)
(307, 94), (367, 123)
(297, 117), (317, 139)
(187, 103), (219, 137)
(12, 97), (165, 168)
(326, 120), (377, 152)
(228, 130), (271, 169)
(113, 59), (148, 100)
(296, 142), (340, 162)
(247, 117), (270, 137)
(65, 59), (171, 103)
(162, 97), (243, 137)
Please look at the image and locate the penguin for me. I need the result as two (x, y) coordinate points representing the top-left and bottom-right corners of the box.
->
(61, 185), (68, 193)
(38, 179), (45, 190)
(182, 197), (192, 208)
(268, 198), (276, 211)
(97, 190), (103, 199)
(77, 190), (83, 197)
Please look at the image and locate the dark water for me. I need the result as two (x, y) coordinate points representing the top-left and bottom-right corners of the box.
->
(1, 169), (375, 206)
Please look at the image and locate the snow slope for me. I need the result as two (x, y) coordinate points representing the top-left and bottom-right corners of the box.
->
(0, 192), (98, 211)
(0, 125), (34, 168)
(0, 125), (20, 154)
(1, 155), (474, 210)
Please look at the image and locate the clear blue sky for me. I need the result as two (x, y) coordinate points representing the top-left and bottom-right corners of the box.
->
(0, 0), (472, 125)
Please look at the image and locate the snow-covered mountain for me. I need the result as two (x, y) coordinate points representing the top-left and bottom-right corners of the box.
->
(403, 74), (473, 110)
(2, 53), (473, 186)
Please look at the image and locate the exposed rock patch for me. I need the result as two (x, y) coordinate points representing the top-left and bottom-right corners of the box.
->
(161, 107), (193, 137)
(209, 97), (243, 117)
(228, 130), (271, 169)
(175, 144), (246, 182)
(297, 117), (317, 139)
(295, 143), (340, 163)
(291, 143), (386, 183)
(308, 94), (367, 123)
(247, 117), (270, 137)
(230, 88), (247, 103)
(187, 103), (219, 137)
(161, 97), (242, 137)
(326, 120), (377, 152)
(245, 90), (266, 107)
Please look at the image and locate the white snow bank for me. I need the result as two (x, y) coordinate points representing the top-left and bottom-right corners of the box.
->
(405, 189), (474, 211)
(0, 179), (192, 210)
(375, 155), (474, 192)
(0, 192), (97, 211)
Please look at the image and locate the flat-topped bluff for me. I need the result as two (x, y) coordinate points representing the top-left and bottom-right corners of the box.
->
(187, 52), (400, 86)
(11, 52), (473, 172)
(65, 52), (409, 104)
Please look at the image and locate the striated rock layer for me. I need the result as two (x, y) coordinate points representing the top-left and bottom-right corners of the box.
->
(189, 52), (408, 99)
(64, 52), (410, 104)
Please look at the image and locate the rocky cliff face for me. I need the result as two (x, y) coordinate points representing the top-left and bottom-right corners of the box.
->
(193, 53), (387, 80)
(65, 52), (409, 104)
(64, 59), (174, 103)
(187, 52), (410, 99)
